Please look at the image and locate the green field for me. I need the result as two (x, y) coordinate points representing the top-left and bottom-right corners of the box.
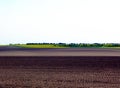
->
(12, 44), (68, 48)
(0, 45), (7, 46)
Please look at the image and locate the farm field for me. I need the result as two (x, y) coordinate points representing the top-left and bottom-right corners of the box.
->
(0, 46), (120, 88)
(0, 56), (120, 88)
(12, 44), (67, 48)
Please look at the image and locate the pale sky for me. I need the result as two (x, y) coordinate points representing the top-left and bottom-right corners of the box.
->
(0, 0), (120, 44)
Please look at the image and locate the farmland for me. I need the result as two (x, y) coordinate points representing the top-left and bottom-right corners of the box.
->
(12, 44), (68, 48)
(0, 56), (120, 88)
(0, 46), (120, 88)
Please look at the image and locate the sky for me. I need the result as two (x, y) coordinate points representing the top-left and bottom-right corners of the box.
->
(0, 0), (120, 44)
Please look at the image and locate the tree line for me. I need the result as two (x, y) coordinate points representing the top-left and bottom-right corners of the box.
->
(26, 43), (120, 47)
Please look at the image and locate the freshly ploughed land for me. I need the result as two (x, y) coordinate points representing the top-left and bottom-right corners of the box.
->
(0, 46), (120, 87)
(0, 56), (120, 88)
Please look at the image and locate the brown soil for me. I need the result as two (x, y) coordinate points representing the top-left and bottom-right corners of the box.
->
(0, 56), (120, 88)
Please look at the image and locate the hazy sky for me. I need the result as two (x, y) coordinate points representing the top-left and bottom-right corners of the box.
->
(0, 0), (120, 44)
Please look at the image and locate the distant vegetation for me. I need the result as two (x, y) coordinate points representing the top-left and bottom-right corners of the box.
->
(9, 43), (120, 48)
(10, 43), (67, 48)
